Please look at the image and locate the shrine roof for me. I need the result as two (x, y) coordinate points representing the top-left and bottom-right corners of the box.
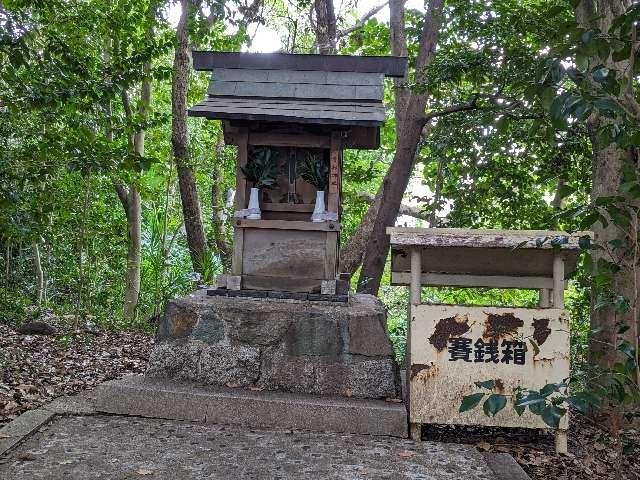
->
(188, 51), (406, 127)
(388, 228), (591, 281)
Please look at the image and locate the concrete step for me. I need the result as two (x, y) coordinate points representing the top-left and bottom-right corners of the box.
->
(93, 375), (408, 438)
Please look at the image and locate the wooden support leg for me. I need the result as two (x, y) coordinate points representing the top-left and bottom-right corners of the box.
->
(406, 249), (422, 425)
(553, 253), (565, 309)
(410, 422), (422, 441)
(555, 429), (568, 454)
(538, 288), (550, 308)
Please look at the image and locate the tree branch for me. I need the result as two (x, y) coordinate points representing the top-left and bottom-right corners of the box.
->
(357, 191), (429, 221)
(120, 88), (135, 151)
(336, 1), (389, 38)
(113, 180), (129, 212)
(422, 94), (480, 123)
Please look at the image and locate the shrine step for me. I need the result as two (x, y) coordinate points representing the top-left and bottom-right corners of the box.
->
(93, 376), (408, 438)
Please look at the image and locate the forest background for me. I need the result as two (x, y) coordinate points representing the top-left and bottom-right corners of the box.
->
(1, 0), (639, 442)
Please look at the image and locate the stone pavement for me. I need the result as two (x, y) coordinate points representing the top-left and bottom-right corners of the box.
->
(0, 414), (510, 480)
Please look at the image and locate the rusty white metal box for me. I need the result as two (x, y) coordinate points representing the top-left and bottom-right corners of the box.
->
(409, 304), (569, 430)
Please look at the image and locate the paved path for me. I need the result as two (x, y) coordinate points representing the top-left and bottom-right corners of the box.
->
(0, 414), (498, 479)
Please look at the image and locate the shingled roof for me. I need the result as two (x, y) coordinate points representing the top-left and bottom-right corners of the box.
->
(188, 52), (406, 127)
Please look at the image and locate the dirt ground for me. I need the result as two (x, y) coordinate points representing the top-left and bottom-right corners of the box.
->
(0, 322), (637, 479)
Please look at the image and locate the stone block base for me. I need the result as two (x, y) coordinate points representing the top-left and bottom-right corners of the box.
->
(147, 290), (400, 400)
(94, 376), (408, 438)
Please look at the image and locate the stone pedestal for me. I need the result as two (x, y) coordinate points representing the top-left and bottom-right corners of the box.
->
(147, 290), (400, 400)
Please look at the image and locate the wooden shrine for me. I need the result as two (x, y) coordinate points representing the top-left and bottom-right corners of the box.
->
(190, 52), (406, 293)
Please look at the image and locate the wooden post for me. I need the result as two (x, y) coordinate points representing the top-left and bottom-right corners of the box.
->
(553, 253), (565, 309)
(555, 429), (568, 454)
(538, 289), (550, 308)
(408, 247), (422, 441)
(232, 128), (249, 276)
(410, 248), (422, 306)
(328, 132), (342, 215)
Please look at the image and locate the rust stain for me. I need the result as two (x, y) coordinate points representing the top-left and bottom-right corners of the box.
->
(429, 315), (470, 350)
(410, 363), (439, 383)
(532, 318), (552, 346)
(483, 312), (523, 340)
(494, 378), (505, 394)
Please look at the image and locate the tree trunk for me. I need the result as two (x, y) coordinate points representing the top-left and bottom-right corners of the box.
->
(337, 0), (408, 275)
(172, 0), (207, 273)
(314, 0), (337, 54)
(32, 242), (44, 307)
(357, 0), (445, 295)
(573, 1), (637, 376)
(588, 136), (637, 369)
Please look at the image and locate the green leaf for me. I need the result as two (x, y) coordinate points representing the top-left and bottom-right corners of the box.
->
(608, 239), (624, 249)
(483, 394), (507, 417)
(516, 392), (545, 408)
(593, 67), (609, 83)
(567, 392), (602, 414)
(540, 405), (565, 428)
(557, 183), (576, 199)
(581, 30), (594, 45)
(459, 393), (484, 413)
(575, 51), (589, 71)
(617, 324), (631, 334)
(579, 212), (600, 229)
(475, 380), (496, 390)
(617, 340), (636, 359)
(578, 235), (592, 250)
(613, 295), (630, 314)
(540, 383), (561, 396)
(535, 236), (549, 247)
(574, 101), (593, 120)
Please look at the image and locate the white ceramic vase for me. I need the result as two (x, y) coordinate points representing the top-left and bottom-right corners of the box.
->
(247, 187), (261, 219)
(311, 190), (326, 222)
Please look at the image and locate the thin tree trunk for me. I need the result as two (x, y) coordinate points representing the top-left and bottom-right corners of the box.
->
(339, 187), (384, 275)
(172, 0), (207, 273)
(32, 242), (44, 307)
(75, 176), (91, 328)
(357, 0), (445, 294)
(429, 157), (444, 227)
(211, 132), (231, 268)
(121, 53), (151, 321)
(5, 244), (10, 287)
(122, 187), (141, 320)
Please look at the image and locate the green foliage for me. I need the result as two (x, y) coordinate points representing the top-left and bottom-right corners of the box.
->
(0, 0), (242, 329)
(298, 150), (329, 191)
(242, 147), (279, 190)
